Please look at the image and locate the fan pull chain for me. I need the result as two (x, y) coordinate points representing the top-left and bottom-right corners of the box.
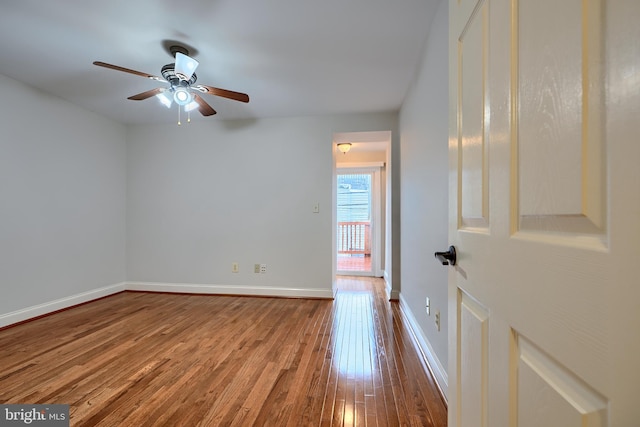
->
(176, 106), (192, 125)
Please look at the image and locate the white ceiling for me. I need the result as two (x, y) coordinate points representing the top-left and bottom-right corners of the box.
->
(0, 0), (440, 125)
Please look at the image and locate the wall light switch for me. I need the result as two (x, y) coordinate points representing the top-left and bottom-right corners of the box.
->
(313, 203), (320, 213)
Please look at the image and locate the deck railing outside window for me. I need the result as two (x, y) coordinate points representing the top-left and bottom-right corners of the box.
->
(337, 221), (371, 255)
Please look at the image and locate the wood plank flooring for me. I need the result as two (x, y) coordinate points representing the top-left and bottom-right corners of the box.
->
(0, 277), (446, 426)
(336, 254), (371, 272)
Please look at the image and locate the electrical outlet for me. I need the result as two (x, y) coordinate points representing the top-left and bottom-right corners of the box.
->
(260, 264), (267, 274)
(435, 310), (441, 331)
(232, 262), (239, 273)
(254, 264), (260, 273)
(425, 297), (431, 315)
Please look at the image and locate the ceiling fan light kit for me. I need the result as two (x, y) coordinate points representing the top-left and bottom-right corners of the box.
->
(174, 52), (199, 81)
(93, 44), (249, 125)
(155, 91), (173, 108)
(173, 87), (193, 106)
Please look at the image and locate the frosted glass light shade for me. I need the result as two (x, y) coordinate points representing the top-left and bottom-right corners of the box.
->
(185, 101), (200, 112)
(156, 92), (173, 108)
(173, 88), (193, 106)
(175, 52), (199, 80)
(337, 143), (352, 153)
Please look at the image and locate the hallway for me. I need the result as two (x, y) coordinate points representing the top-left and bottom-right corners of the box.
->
(331, 276), (447, 425)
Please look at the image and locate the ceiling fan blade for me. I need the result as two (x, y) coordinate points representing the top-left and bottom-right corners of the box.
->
(193, 94), (217, 116)
(127, 88), (165, 101)
(193, 85), (250, 103)
(93, 61), (165, 82)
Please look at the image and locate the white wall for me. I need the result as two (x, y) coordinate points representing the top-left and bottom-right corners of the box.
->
(0, 70), (398, 320)
(399, 0), (449, 397)
(0, 74), (127, 320)
(126, 113), (397, 296)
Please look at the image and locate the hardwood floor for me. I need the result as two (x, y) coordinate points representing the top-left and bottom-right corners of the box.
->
(0, 277), (447, 426)
(336, 254), (371, 272)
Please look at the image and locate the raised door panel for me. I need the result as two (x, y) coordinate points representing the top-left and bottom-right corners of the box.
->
(458, 0), (490, 231)
(511, 333), (608, 427)
(514, 0), (606, 244)
(458, 291), (489, 427)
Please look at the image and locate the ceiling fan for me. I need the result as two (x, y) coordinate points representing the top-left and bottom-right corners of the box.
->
(93, 45), (249, 123)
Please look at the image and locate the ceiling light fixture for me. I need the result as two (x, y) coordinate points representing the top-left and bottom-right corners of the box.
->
(94, 44), (250, 125)
(174, 52), (199, 81)
(156, 92), (173, 108)
(337, 143), (352, 154)
(173, 87), (193, 105)
(184, 101), (200, 112)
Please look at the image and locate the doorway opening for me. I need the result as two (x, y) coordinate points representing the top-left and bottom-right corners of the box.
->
(337, 172), (373, 274)
(332, 131), (389, 283)
(335, 163), (383, 277)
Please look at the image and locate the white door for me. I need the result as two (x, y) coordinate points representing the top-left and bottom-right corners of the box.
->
(447, 0), (640, 426)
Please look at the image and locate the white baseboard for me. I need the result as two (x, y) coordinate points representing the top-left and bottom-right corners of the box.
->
(126, 282), (335, 299)
(0, 281), (334, 329)
(0, 282), (126, 328)
(399, 293), (448, 402)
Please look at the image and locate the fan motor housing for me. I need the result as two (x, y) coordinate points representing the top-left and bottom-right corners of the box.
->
(161, 64), (197, 88)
